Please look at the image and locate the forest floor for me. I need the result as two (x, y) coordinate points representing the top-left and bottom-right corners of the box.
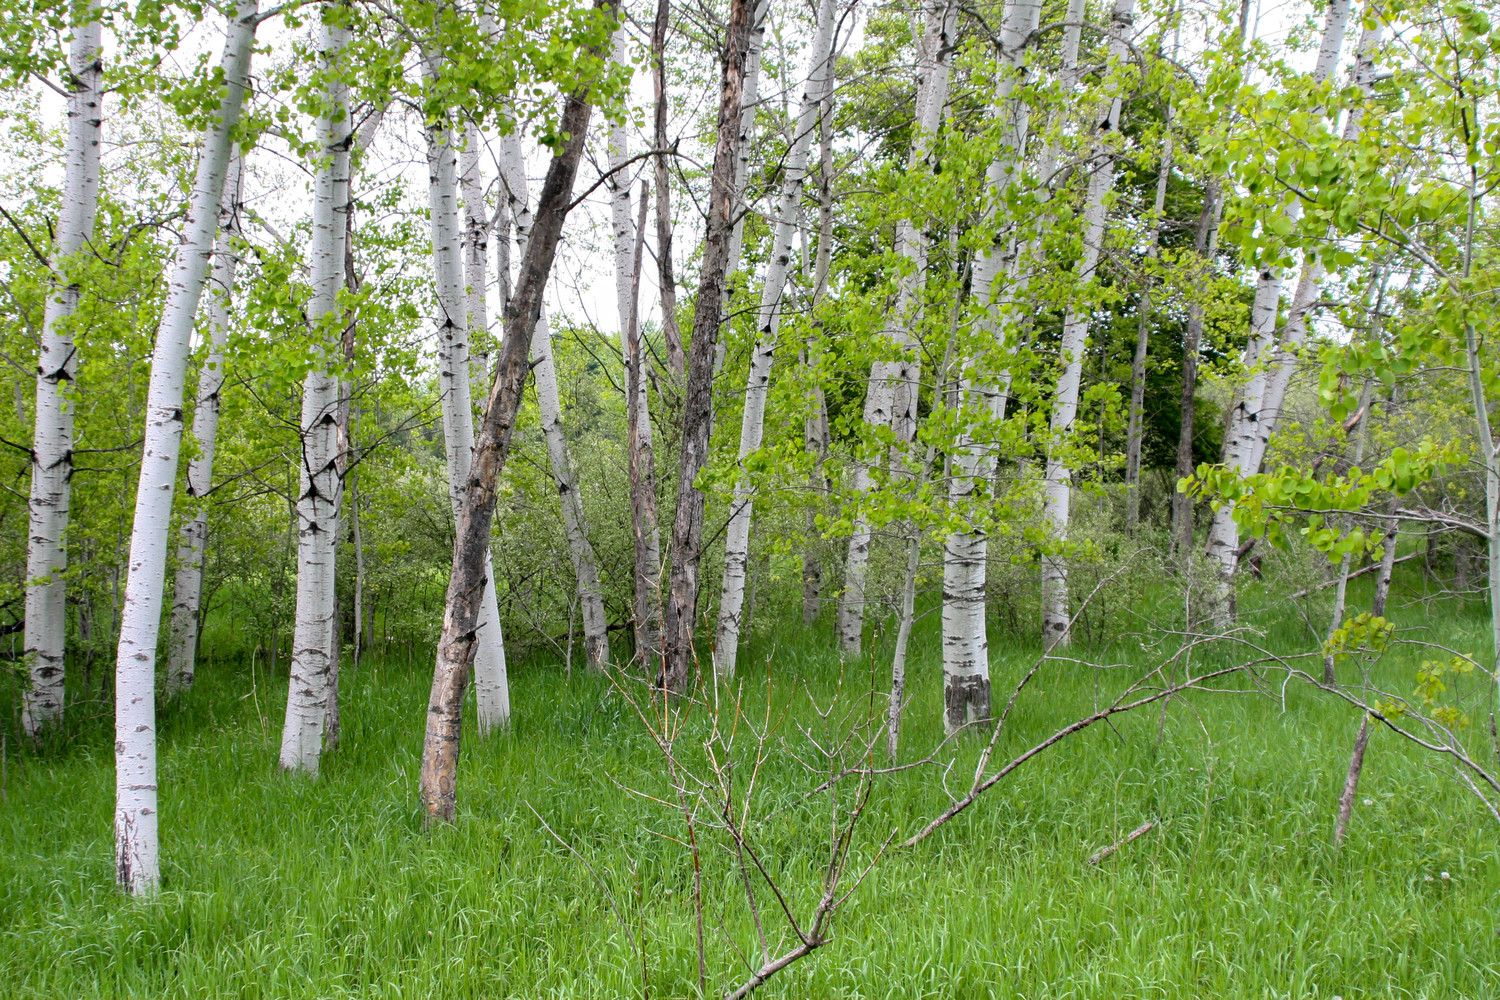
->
(3, 573), (1500, 998)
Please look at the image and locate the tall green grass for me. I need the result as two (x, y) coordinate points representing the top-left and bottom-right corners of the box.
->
(2, 569), (1498, 999)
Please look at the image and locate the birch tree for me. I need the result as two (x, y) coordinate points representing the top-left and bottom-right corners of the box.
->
(660, 0), (754, 693)
(713, 0), (837, 681)
(940, 0), (1041, 731)
(279, 13), (351, 775)
(429, 110), (512, 732)
(1202, 0), (1352, 624)
(610, 21), (664, 660)
(22, 4), (102, 735)
(836, 0), (957, 656)
(114, 0), (260, 896)
(498, 127), (610, 671)
(166, 149), (244, 695)
(419, 3), (614, 822)
(1039, 0), (1135, 650)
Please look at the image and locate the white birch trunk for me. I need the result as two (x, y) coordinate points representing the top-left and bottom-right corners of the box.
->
(499, 128), (611, 671)
(837, 0), (958, 656)
(22, 8), (103, 735)
(713, 0), (837, 680)
(606, 47), (664, 658)
(1204, 0), (1353, 623)
(714, 0), (772, 375)
(940, 0), (1042, 730)
(428, 112), (511, 734)
(1041, 0), (1136, 650)
(166, 149), (243, 695)
(279, 16), (350, 775)
(114, 0), (257, 896)
(460, 122), (490, 381)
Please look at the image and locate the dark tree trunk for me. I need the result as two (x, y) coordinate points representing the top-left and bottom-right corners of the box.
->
(625, 185), (662, 660)
(652, 0), (686, 379)
(1173, 180), (1219, 556)
(660, 0), (754, 693)
(418, 13), (613, 823)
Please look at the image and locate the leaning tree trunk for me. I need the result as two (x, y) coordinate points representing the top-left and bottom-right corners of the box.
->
(166, 149), (244, 695)
(713, 0), (837, 681)
(499, 127), (611, 671)
(1203, 0), (1353, 624)
(279, 15), (350, 775)
(837, 0), (958, 657)
(1040, 0), (1136, 651)
(1323, 379), (1375, 684)
(22, 7), (103, 736)
(114, 0), (258, 896)
(940, 0), (1041, 731)
(659, 0), (754, 694)
(612, 23), (665, 660)
(427, 108), (512, 733)
(650, 0), (686, 378)
(419, 11), (610, 823)
(713, 0), (772, 376)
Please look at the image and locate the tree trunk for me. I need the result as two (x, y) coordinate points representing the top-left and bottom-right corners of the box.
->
(837, 0), (959, 657)
(802, 104), (835, 629)
(500, 128), (611, 671)
(659, 0), (754, 693)
(616, 28), (665, 660)
(427, 109), (512, 734)
(713, 0), (772, 376)
(114, 0), (258, 895)
(1371, 510), (1399, 618)
(1333, 715), (1371, 845)
(1124, 101), (1173, 536)
(22, 7), (103, 735)
(1041, 0), (1136, 650)
(940, 0), (1040, 728)
(166, 149), (242, 695)
(713, 0), (837, 680)
(419, 19), (608, 822)
(279, 14), (350, 776)
(1203, 0), (1354, 624)
(887, 523), (921, 761)
(1172, 180), (1220, 557)
(651, 0), (686, 378)
(1323, 380), (1374, 684)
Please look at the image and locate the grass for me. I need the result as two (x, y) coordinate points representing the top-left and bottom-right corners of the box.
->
(2, 569), (1499, 999)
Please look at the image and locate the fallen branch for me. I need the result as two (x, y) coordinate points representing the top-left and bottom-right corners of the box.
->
(1287, 552), (1417, 601)
(1087, 820), (1156, 865)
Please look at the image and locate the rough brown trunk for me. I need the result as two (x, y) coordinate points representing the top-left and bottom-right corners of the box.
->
(625, 185), (662, 661)
(652, 0), (686, 379)
(418, 18), (611, 823)
(659, 0), (753, 693)
(1333, 715), (1371, 845)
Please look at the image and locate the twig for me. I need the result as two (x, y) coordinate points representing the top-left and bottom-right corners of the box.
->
(1087, 820), (1156, 865)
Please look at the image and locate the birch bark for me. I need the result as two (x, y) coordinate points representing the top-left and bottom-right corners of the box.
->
(940, 0), (1040, 730)
(22, 6), (103, 735)
(114, 0), (258, 895)
(713, 0), (837, 680)
(166, 149), (243, 695)
(279, 15), (350, 775)
(418, 32), (606, 822)
(1203, 0), (1353, 623)
(498, 128), (611, 670)
(1040, 0), (1135, 650)
(660, 0), (754, 693)
(427, 111), (512, 733)
(837, 0), (957, 656)
(714, 0), (772, 375)
(612, 22), (665, 659)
